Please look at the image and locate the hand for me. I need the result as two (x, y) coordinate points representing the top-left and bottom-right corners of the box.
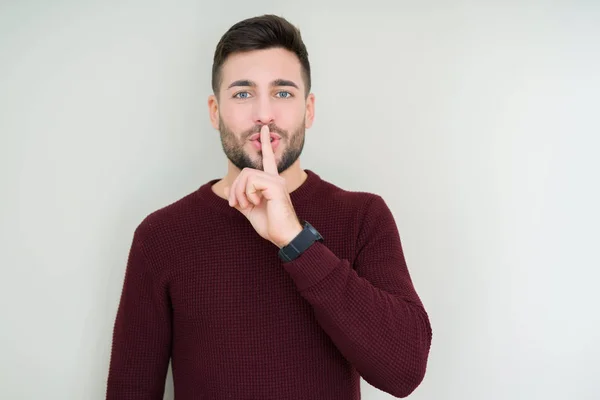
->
(224, 125), (303, 248)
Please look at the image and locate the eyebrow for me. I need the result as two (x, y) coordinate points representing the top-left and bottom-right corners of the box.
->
(226, 79), (299, 90)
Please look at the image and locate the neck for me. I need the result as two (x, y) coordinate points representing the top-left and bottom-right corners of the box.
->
(213, 159), (308, 200)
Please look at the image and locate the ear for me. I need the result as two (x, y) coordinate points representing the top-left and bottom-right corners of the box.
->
(208, 94), (220, 130)
(304, 93), (315, 129)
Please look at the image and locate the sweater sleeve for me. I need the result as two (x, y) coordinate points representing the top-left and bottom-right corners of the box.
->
(106, 223), (172, 399)
(282, 195), (432, 398)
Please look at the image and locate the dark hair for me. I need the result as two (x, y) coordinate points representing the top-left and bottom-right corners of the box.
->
(211, 14), (311, 97)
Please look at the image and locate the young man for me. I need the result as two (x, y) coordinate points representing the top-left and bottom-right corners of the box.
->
(106, 14), (432, 400)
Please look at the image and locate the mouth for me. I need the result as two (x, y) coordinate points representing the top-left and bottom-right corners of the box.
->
(248, 132), (281, 142)
(249, 135), (281, 151)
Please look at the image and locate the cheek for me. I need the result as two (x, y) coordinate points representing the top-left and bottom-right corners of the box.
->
(274, 102), (305, 125)
(220, 105), (248, 130)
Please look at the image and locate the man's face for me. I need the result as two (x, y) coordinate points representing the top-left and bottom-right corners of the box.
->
(208, 47), (315, 173)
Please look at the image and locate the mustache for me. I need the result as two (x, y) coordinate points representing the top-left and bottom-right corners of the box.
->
(244, 124), (287, 140)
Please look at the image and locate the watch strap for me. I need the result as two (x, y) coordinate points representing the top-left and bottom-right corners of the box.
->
(278, 221), (323, 263)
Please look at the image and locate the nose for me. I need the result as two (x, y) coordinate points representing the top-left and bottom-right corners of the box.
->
(252, 96), (275, 125)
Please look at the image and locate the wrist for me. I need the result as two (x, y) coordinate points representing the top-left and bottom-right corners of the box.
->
(277, 220), (324, 263)
(277, 221), (304, 248)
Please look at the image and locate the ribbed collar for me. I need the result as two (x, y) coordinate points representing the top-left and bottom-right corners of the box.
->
(196, 169), (323, 221)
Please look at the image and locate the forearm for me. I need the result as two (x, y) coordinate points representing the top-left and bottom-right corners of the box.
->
(284, 242), (432, 398)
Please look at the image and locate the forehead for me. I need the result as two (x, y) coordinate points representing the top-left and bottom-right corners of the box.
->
(220, 47), (304, 90)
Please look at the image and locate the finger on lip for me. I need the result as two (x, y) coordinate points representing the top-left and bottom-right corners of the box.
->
(260, 125), (279, 175)
(249, 126), (280, 141)
(260, 125), (271, 144)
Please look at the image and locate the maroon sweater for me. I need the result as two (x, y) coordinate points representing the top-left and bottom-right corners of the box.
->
(106, 169), (432, 399)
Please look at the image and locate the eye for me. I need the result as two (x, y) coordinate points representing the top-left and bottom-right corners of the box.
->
(275, 91), (293, 99)
(233, 91), (251, 99)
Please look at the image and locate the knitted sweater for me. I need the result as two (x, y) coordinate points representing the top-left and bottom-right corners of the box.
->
(106, 169), (432, 399)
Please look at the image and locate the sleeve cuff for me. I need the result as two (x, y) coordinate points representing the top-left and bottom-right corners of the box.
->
(281, 241), (341, 292)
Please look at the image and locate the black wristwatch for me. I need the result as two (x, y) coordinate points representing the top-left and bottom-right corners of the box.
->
(278, 220), (323, 263)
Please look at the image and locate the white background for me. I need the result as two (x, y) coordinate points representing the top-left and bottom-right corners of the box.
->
(1, 1), (599, 399)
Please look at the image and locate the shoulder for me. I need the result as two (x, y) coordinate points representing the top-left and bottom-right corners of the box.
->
(309, 174), (398, 252)
(131, 189), (201, 247)
(315, 174), (390, 218)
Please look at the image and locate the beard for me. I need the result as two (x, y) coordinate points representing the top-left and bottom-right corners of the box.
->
(218, 118), (306, 174)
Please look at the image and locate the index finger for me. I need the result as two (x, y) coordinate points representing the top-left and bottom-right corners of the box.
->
(260, 125), (278, 175)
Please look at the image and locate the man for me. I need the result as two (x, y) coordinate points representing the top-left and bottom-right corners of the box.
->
(106, 14), (432, 399)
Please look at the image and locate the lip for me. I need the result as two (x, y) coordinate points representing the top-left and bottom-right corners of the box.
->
(250, 137), (280, 151)
(248, 132), (281, 141)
